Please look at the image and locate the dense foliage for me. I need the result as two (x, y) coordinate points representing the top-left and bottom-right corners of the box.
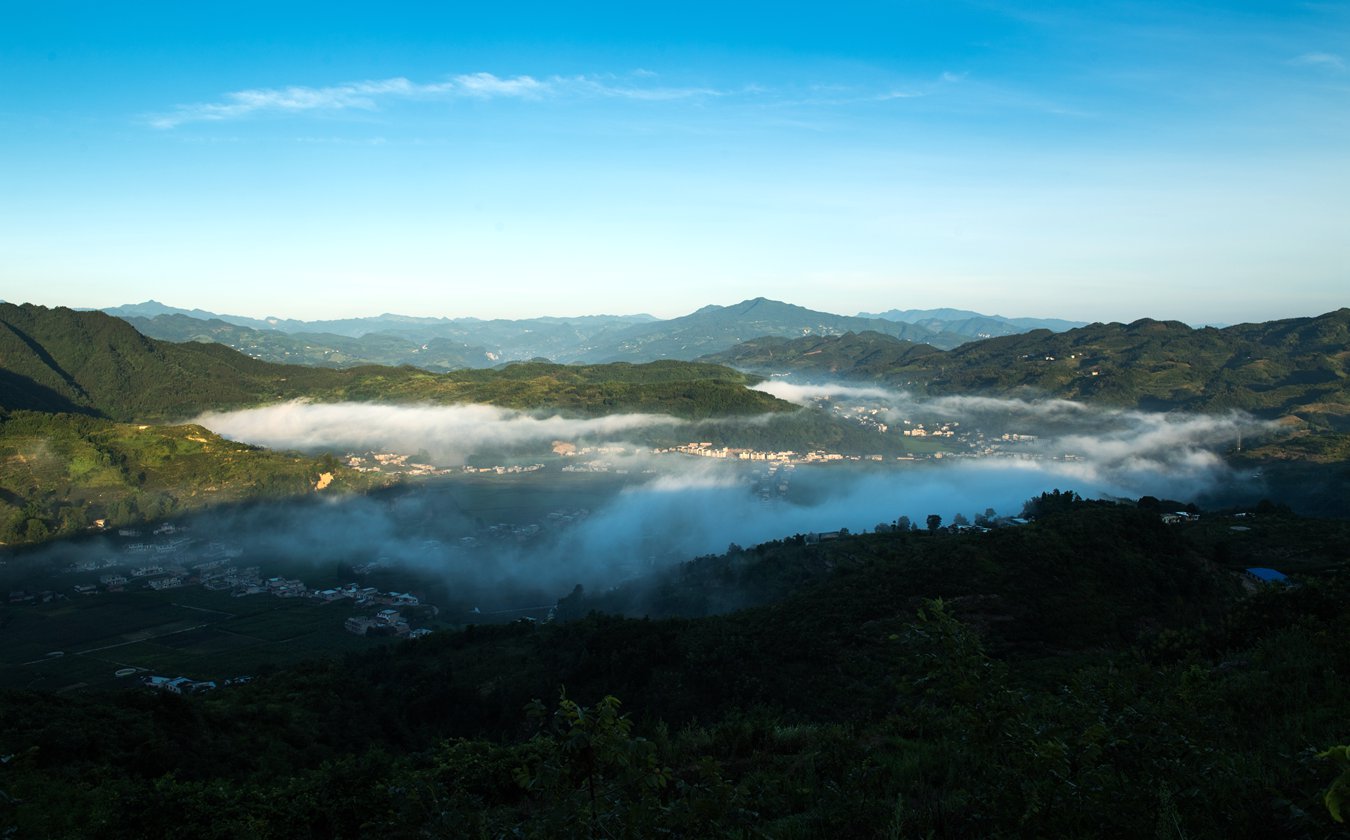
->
(1, 503), (1347, 837)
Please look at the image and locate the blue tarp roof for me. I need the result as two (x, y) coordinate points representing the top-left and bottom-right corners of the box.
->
(1246, 567), (1288, 582)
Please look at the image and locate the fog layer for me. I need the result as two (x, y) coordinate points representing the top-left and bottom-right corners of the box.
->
(168, 393), (1276, 608)
(194, 401), (682, 464)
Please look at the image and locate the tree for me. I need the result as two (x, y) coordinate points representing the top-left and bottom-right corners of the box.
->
(896, 516), (912, 532)
(1023, 489), (1080, 518)
(952, 512), (970, 527)
(517, 692), (672, 838)
(926, 514), (942, 533)
(1322, 745), (1350, 823)
(555, 584), (587, 622)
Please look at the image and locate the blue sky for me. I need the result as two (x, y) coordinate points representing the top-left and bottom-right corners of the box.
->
(2, 1), (1346, 323)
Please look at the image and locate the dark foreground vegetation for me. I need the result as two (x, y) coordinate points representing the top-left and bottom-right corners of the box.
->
(2, 500), (1347, 838)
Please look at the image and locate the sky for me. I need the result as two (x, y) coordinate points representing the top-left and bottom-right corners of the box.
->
(2, 1), (1347, 325)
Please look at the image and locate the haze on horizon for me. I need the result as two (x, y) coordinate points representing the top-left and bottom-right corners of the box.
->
(3, 2), (1347, 325)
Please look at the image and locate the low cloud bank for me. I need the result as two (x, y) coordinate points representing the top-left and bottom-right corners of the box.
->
(195, 401), (681, 464)
(755, 381), (1271, 501)
(752, 381), (897, 405)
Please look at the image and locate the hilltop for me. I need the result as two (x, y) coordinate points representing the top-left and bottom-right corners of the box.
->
(571, 297), (968, 361)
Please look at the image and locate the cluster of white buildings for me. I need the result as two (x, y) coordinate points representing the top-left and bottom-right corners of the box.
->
(344, 608), (432, 639)
(346, 450), (549, 477)
(461, 463), (545, 474)
(345, 452), (449, 476)
(657, 442), (803, 461)
(835, 405), (889, 434)
(902, 422), (957, 438)
(141, 674), (218, 694)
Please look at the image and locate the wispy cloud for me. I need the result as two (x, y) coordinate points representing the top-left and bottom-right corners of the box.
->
(148, 72), (729, 128)
(1292, 52), (1346, 72)
(149, 74), (528, 128)
(452, 71), (549, 98)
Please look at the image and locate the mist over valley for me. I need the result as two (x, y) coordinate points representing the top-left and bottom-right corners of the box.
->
(60, 385), (1265, 623)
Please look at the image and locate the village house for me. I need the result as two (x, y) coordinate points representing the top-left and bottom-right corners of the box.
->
(1245, 567), (1289, 585)
(143, 675), (217, 694)
(345, 616), (375, 635)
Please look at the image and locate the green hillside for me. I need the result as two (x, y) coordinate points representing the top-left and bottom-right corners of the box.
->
(699, 330), (940, 379)
(317, 359), (791, 419)
(1, 304), (791, 423)
(0, 412), (390, 545)
(0, 303), (339, 421)
(703, 310), (1350, 429)
(2, 501), (1347, 837)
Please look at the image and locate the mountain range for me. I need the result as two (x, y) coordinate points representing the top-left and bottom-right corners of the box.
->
(11, 300), (1349, 435)
(101, 297), (1083, 370)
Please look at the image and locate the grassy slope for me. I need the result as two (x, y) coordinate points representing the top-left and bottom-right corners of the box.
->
(0, 412), (390, 544)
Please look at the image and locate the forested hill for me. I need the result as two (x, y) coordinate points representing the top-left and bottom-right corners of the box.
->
(0, 304), (790, 422)
(698, 330), (941, 379)
(2, 501), (1348, 836)
(0, 303), (337, 421)
(703, 309), (1350, 428)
